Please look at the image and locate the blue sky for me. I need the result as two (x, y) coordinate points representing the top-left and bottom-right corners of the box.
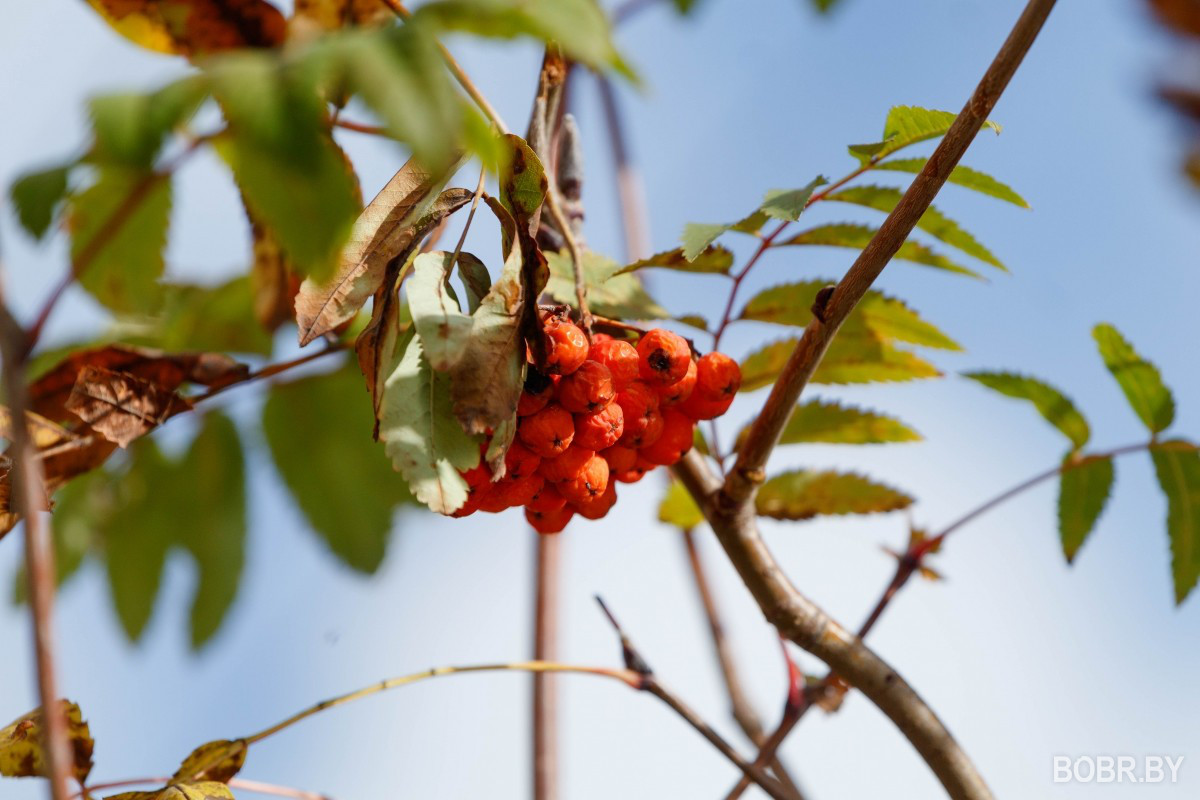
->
(3, 0), (1200, 798)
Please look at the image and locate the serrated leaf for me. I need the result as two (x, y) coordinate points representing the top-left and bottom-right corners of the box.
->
(70, 167), (172, 313)
(172, 739), (246, 784)
(739, 279), (960, 350)
(756, 470), (912, 520)
(963, 371), (1090, 450)
(1058, 454), (1114, 563)
(264, 362), (413, 572)
(826, 185), (1004, 269)
(759, 177), (827, 222)
(84, 0), (286, 56)
(65, 367), (190, 448)
(778, 223), (981, 278)
(1093, 323), (1175, 435)
(876, 158), (1029, 208)
(380, 330), (479, 514)
(848, 106), (1000, 164)
(1150, 441), (1200, 604)
(408, 251), (474, 371)
(0, 700), (94, 783)
(615, 246), (734, 276)
(740, 337), (940, 391)
(740, 399), (920, 450)
(658, 481), (704, 529)
(680, 223), (730, 261)
(545, 250), (669, 321)
(10, 164), (71, 240)
(679, 177), (823, 260)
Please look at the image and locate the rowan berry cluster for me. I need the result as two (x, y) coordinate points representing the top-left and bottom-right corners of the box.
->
(454, 315), (741, 533)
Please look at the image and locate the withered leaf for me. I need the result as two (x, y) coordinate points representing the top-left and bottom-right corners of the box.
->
(85, 0), (286, 58)
(293, 0), (391, 31)
(172, 739), (247, 783)
(355, 263), (406, 435)
(65, 367), (192, 448)
(295, 157), (468, 345)
(107, 782), (235, 800)
(249, 212), (300, 332)
(0, 700), (95, 784)
(0, 409), (117, 496)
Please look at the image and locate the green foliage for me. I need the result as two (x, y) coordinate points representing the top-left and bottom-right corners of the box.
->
(10, 164), (71, 240)
(740, 337), (940, 391)
(756, 470), (912, 520)
(1093, 323), (1175, 435)
(827, 185), (1004, 269)
(748, 399), (921, 449)
(263, 362), (414, 573)
(88, 78), (207, 168)
(680, 178), (824, 259)
(659, 481), (704, 529)
(545, 251), (669, 320)
(12, 472), (103, 602)
(408, 251), (474, 372)
(680, 223), (733, 262)
(1150, 441), (1200, 604)
(876, 158), (1029, 208)
(70, 168), (172, 313)
(848, 106), (1000, 164)
(150, 279), (276, 357)
(759, 177), (828, 222)
(616, 246), (734, 276)
(779, 223), (980, 278)
(963, 371), (1090, 451)
(1057, 455), (1114, 564)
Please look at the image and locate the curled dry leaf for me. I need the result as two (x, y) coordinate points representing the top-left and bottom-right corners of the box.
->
(85, 0), (286, 57)
(172, 739), (247, 784)
(295, 157), (466, 346)
(0, 700), (95, 784)
(65, 366), (192, 448)
(107, 781), (235, 800)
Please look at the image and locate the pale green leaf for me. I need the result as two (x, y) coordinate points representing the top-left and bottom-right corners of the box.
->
(681, 223), (730, 262)
(149, 278), (275, 357)
(759, 177), (827, 222)
(545, 250), (669, 320)
(409, 251), (473, 371)
(1093, 323), (1175, 435)
(778, 223), (981, 278)
(963, 371), (1090, 450)
(88, 77), (207, 168)
(1058, 454), (1114, 563)
(756, 470), (913, 520)
(742, 399), (920, 449)
(616, 246), (734, 276)
(658, 481), (704, 529)
(740, 337), (940, 391)
(1150, 441), (1200, 604)
(848, 106), (1000, 163)
(10, 164), (71, 240)
(876, 158), (1029, 208)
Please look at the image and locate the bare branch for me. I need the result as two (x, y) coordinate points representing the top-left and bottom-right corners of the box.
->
(532, 533), (562, 800)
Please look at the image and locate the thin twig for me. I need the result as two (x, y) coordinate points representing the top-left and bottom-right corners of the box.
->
(332, 118), (388, 137)
(532, 532), (562, 800)
(192, 344), (350, 403)
(545, 189), (592, 335)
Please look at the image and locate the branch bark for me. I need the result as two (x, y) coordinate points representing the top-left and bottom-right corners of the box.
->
(673, 3), (1056, 797)
(532, 532), (562, 800)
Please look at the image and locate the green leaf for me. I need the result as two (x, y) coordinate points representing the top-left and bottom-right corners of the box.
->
(70, 167), (172, 313)
(13, 471), (101, 604)
(826, 185), (1004, 269)
(963, 371), (1090, 450)
(10, 165), (71, 240)
(175, 412), (245, 649)
(679, 177), (824, 260)
(739, 279), (960, 350)
(88, 77), (207, 168)
(756, 470), (913, 520)
(148, 278), (275, 357)
(380, 330), (480, 514)
(263, 361), (414, 573)
(745, 399), (920, 449)
(778, 223), (981, 279)
(675, 314), (710, 332)
(658, 481), (704, 529)
(759, 177), (827, 222)
(545, 250), (669, 320)
(1058, 454), (1114, 563)
(615, 246), (734, 276)
(1151, 442), (1200, 604)
(680, 223), (730, 262)
(740, 337), (940, 390)
(848, 106), (1000, 164)
(875, 158), (1029, 208)
(1093, 323), (1175, 435)
(408, 251), (474, 372)
(456, 251), (492, 314)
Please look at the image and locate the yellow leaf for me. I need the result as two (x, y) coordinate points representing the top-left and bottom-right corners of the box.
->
(0, 700), (95, 783)
(85, 0), (286, 58)
(172, 739), (247, 783)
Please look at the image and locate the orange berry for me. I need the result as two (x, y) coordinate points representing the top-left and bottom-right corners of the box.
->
(615, 457), (654, 484)
(591, 332), (613, 343)
(518, 367), (554, 417)
(558, 454), (610, 504)
(557, 360), (615, 414)
(639, 409), (694, 466)
(694, 352), (742, 401)
(600, 444), (637, 475)
(495, 473), (544, 508)
(615, 381), (664, 448)
(574, 482), (617, 520)
(527, 482), (567, 513)
(637, 329), (691, 385)
(574, 403), (624, 451)
(526, 504), (574, 534)
(657, 358), (696, 407)
(679, 391), (734, 421)
(543, 321), (589, 376)
(589, 339), (639, 392)
(539, 444), (596, 483)
(502, 441), (541, 481)
(518, 403), (575, 458)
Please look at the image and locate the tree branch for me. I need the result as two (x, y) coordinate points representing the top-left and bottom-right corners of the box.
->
(532, 532), (562, 800)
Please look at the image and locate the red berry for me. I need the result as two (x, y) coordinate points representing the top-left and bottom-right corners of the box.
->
(539, 444), (596, 483)
(600, 444), (637, 475)
(518, 403), (575, 458)
(657, 358), (696, 407)
(637, 329), (691, 385)
(527, 482), (567, 513)
(518, 367), (554, 416)
(615, 381), (664, 448)
(679, 391), (734, 421)
(574, 403), (624, 451)
(639, 409), (694, 466)
(556, 360), (615, 414)
(495, 473), (544, 508)
(591, 332), (613, 343)
(544, 321), (589, 376)
(526, 504), (574, 534)
(694, 352), (742, 401)
(588, 339), (639, 392)
(502, 441), (541, 481)
(615, 457), (654, 484)
(574, 482), (617, 520)
(450, 493), (481, 517)
(558, 454), (610, 504)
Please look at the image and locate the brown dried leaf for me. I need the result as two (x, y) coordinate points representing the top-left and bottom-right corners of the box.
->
(0, 700), (95, 784)
(250, 216), (300, 332)
(172, 739), (247, 784)
(85, 0), (286, 57)
(295, 157), (466, 345)
(65, 367), (191, 448)
(293, 0), (391, 30)
(355, 265), (406, 437)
